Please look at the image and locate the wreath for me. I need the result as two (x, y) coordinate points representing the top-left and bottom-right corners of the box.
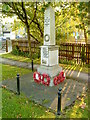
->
(44, 34), (50, 42)
(33, 71), (65, 86)
(33, 72), (41, 84)
(42, 74), (50, 86)
(53, 71), (65, 85)
(53, 76), (58, 86)
(59, 71), (65, 82)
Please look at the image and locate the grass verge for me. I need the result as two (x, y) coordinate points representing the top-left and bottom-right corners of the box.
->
(1, 64), (89, 118)
(60, 93), (89, 118)
(2, 89), (55, 118)
(1, 53), (89, 73)
(1, 64), (31, 81)
(0, 53), (40, 64)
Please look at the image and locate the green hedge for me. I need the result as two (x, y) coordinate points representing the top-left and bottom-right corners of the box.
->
(11, 46), (40, 59)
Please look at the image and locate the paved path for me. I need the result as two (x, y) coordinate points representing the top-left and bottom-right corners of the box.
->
(0, 57), (88, 112)
(0, 57), (39, 70)
(0, 50), (6, 55)
(0, 57), (88, 83)
(1, 72), (88, 112)
(63, 68), (88, 83)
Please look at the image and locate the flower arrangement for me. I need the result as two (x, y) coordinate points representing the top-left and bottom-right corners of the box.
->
(53, 71), (65, 85)
(33, 71), (65, 86)
(42, 74), (50, 86)
(33, 72), (41, 84)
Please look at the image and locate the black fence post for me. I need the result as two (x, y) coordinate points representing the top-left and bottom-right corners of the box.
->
(17, 74), (20, 95)
(57, 88), (62, 115)
(6, 40), (8, 52)
(59, 47), (60, 63)
(38, 48), (40, 59)
(31, 59), (33, 71)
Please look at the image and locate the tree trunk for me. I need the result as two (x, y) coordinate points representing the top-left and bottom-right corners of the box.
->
(83, 23), (87, 44)
(84, 27), (87, 44)
(21, 2), (32, 59)
(27, 24), (32, 59)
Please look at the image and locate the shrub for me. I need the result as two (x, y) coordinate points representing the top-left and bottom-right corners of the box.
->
(11, 46), (40, 59)
(32, 49), (40, 59)
(59, 59), (74, 65)
(11, 46), (19, 55)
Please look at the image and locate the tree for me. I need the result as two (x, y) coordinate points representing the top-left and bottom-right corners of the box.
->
(2, 2), (43, 59)
(2, 2), (89, 51)
(11, 19), (25, 38)
(55, 2), (89, 44)
(55, 2), (78, 42)
(74, 2), (88, 44)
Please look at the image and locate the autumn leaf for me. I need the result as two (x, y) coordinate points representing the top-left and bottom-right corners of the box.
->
(2, 85), (6, 88)
(26, 101), (28, 104)
(79, 103), (86, 109)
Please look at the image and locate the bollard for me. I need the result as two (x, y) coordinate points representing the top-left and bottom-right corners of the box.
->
(6, 40), (8, 52)
(31, 59), (33, 71)
(57, 88), (62, 115)
(17, 74), (20, 95)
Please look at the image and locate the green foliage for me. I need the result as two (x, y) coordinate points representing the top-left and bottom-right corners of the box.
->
(2, 3), (13, 17)
(32, 49), (40, 59)
(2, 4), (10, 12)
(11, 46), (29, 57)
(76, 2), (88, 43)
(11, 46), (20, 56)
(2, 2), (88, 45)
(59, 59), (74, 65)
(11, 20), (25, 32)
(11, 46), (40, 59)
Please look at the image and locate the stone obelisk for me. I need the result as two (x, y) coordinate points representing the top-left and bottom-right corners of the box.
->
(37, 6), (62, 86)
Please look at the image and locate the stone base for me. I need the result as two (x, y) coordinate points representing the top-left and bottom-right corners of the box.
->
(40, 45), (59, 66)
(37, 65), (62, 77)
(37, 65), (62, 86)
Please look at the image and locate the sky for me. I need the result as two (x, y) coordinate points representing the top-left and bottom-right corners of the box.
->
(2, 16), (17, 25)
(0, 3), (17, 34)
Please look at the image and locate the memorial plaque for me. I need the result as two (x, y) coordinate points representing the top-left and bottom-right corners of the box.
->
(42, 47), (48, 58)
(44, 17), (50, 26)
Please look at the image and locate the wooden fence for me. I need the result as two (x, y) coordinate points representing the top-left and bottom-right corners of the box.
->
(59, 43), (90, 64)
(1, 41), (6, 50)
(11, 40), (90, 64)
(12, 39), (40, 53)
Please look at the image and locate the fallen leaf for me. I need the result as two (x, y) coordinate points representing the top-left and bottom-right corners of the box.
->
(77, 95), (83, 100)
(26, 101), (28, 104)
(2, 85), (6, 88)
(79, 103), (86, 109)
(19, 114), (22, 117)
(82, 94), (86, 97)
(67, 98), (70, 100)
